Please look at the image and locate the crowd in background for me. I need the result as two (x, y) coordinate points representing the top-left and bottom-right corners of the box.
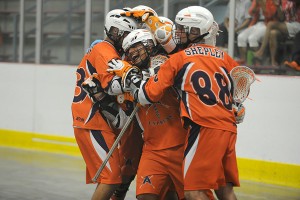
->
(216, 0), (300, 71)
(0, 0), (299, 73)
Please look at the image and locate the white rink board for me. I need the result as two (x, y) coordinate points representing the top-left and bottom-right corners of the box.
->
(236, 75), (300, 164)
(0, 62), (76, 137)
(0, 62), (299, 165)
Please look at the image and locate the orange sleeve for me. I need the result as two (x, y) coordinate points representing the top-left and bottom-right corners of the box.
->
(89, 42), (119, 92)
(144, 52), (183, 103)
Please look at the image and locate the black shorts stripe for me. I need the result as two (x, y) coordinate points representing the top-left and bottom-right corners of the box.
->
(184, 122), (201, 158)
(91, 130), (109, 153)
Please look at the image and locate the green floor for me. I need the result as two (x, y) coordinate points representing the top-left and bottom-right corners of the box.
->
(0, 147), (299, 200)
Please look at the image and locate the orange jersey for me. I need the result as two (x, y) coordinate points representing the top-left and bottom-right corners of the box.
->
(72, 41), (119, 131)
(138, 44), (238, 133)
(136, 88), (187, 151)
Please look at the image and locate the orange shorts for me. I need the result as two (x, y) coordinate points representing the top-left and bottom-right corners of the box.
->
(74, 128), (121, 184)
(118, 117), (143, 176)
(183, 124), (240, 190)
(136, 145), (185, 200)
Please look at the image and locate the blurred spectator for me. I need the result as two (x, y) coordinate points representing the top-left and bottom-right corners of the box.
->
(284, 31), (300, 70)
(236, 0), (280, 64)
(216, 0), (252, 50)
(254, 0), (300, 66)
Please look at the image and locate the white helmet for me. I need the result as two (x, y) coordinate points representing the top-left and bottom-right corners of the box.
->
(105, 9), (138, 36)
(204, 21), (219, 46)
(122, 29), (157, 69)
(122, 29), (157, 53)
(175, 6), (214, 39)
(132, 5), (158, 17)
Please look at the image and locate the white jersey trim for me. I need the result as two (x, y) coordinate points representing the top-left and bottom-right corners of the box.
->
(138, 80), (152, 106)
(90, 131), (112, 171)
(184, 132), (199, 178)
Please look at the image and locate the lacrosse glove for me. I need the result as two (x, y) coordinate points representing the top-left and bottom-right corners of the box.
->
(233, 104), (245, 124)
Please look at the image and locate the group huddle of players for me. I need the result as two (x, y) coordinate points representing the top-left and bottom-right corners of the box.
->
(72, 4), (246, 200)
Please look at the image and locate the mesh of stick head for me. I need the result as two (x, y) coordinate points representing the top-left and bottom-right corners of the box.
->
(149, 54), (168, 76)
(150, 54), (168, 68)
(230, 66), (255, 104)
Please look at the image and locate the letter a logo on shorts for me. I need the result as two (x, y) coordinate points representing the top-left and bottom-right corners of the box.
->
(140, 175), (155, 188)
(143, 175), (152, 184)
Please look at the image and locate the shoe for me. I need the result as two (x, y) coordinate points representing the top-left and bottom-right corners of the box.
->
(284, 61), (300, 71)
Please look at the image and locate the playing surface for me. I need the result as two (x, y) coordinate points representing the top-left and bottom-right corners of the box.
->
(0, 147), (299, 200)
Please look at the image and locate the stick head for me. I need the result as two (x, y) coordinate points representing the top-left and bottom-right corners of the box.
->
(230, 66), (256, 104)
(149, 54), (168, 76)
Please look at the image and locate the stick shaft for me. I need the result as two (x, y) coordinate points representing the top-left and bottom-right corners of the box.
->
(92, 105), (139, 183)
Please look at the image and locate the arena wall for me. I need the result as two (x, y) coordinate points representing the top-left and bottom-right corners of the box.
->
(0, 62), (299, 188)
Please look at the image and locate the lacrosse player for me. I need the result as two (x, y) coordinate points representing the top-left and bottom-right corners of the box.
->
(121, 29), (187, 200)
(71, 9), (141, 200)
(108, 26), (216, 199)
(110, 6), (245, 200)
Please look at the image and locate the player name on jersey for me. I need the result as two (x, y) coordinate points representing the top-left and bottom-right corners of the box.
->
(184, 45), (224, 59)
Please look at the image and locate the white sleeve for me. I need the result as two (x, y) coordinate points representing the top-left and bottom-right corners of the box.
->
(137, 81), (153, 106)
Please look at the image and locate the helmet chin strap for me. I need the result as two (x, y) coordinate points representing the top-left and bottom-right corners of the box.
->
(104, 27), (124, 55)
(189, 32), (209, 44)
(104, 27), (113, 41)
(179, 31), (209, 48)
(115, 40), (123, 53)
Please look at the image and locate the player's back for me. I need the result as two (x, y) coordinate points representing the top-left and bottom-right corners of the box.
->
(151, 44), (238, 133)
(178, 44), (237, 132)
(71, 41), (120, 131)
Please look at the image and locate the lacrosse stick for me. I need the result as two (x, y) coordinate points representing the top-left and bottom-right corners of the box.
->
(92, 105), (139, 183)
(148, 54), (168, 76)
(230, 66), (256, 109)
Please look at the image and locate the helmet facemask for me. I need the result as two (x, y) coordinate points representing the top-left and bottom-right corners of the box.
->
(172, 24), (189, 49)
(125, 40), (156, 70)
